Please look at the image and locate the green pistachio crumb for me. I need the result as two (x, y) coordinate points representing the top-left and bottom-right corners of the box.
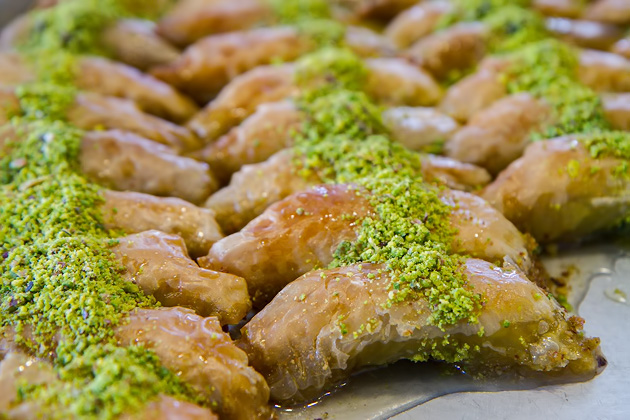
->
(567, 159), (581, 178)
(1, 1), (200, 417)
(293, 50), (483, 330)
(268, 0), (331, 24)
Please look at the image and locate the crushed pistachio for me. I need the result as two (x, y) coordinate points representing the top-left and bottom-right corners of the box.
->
(482, 6), (548, 52)
(15, 83), (77, 122)
(269, 0), (331, 23)
(567, 159), (581, 178)
(296, 89), (385, 142)
(296, 19), (346, 49)
(5, 0), (626, 414)
(580, 131), (630, 161)
(449, 0), (531, 22)
(555, 294), (573, 312)
(1, 121), (198, 418)
(410, 337), (477, 364)
(1, 0), (199, 418)
(501, 40), (630, 178)
(293, 52), (483, 329)
(20, 344), (203, 418)
(436, 2), (545, 83)
(504, 40), (610, 140)
(438, 0), (531, 34)
(477, 326), (485, 337)
(294, 47), (368, 94)
(23, 0), (173, 56)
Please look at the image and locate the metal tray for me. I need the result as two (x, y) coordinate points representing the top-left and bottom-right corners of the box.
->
(1, 2), (628, 419)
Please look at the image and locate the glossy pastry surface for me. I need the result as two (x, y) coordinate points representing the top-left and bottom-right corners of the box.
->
(2, 0), (626, 417)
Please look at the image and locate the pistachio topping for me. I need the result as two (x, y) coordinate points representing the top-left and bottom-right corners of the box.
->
(1, 0), (626, 415)
(482, 6), (548, 52)
(0, 122), (200, 419)
(437, 1), (546, 84)
(23, 0), (172, 55)
(450, 0), (531, 21)
(296, 18), (347, 48)
(1, 0), (202, 418)
(294, 47), (368, 94)
(269, 0), (332, 24)
(504, 40), (611, 140)
(22, 344), (203, 417)
(292, 71), (482, 329)
(580, 131), (630, 161)
(439, 0), (531, 31)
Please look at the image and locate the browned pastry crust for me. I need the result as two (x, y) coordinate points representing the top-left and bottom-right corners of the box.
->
(482, 137), (630, 243)
(116, 307), (273, 420)
(80, 130), (217, 204)
(240, 260), (604, 403)
(113, 230), (250, 324)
